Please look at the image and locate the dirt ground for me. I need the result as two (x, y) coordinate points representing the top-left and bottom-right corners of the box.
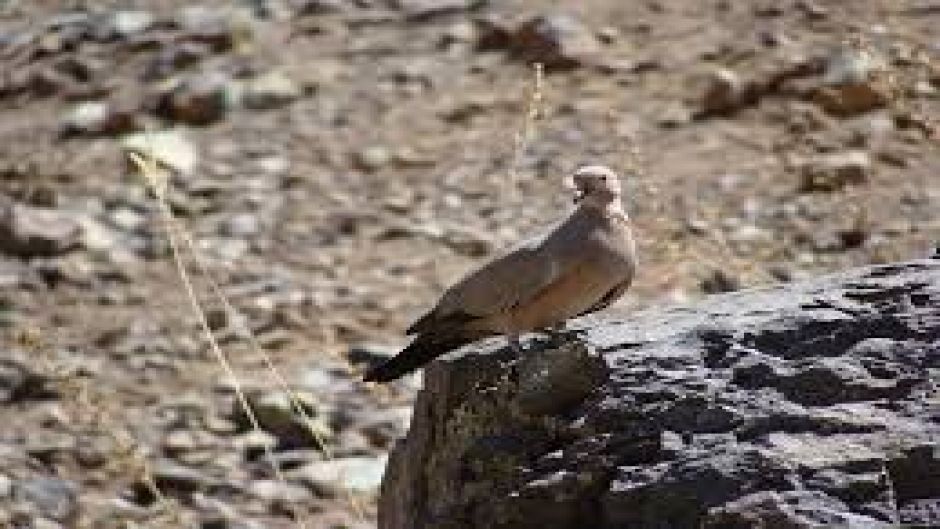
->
(1, 0), (938, 527)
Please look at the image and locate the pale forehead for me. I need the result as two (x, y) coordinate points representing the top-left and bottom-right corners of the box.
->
(574, 165), (617, 178)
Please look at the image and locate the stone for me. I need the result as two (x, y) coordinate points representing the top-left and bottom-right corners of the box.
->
(478, 13), (600, 70)
(16, 478), (78, 522)
(700, 268), (741, 293)
(247, 479), (311, 503)
(151, 460), (219, 494)
(157, 74), (229, 126)
(104, 10), (155, 40)
(379, 259), (940, 529)
(0, 199), (81, 258)
(61, 101), (141, 136)
(288, 455), (387, 497)
(699, 68), (752, 116)
(812, 46), (890, 116)
(798, 150), (871, 192)
(235, 390), (332, 449)
(121, 129), (199, 175)
(238, 71), (302, 110)
(393, 0), (487, 22)
(353, 145), (392, 172)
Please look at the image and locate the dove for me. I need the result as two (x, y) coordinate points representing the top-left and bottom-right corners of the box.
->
(363, 165), (637, 383)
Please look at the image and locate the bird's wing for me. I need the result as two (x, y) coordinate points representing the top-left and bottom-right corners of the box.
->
(407, 232), (569, 335)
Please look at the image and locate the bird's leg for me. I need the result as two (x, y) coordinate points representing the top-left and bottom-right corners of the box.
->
(541, 322), (570, 345)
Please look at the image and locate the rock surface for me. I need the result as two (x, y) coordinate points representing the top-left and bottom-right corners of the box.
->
(380, 258), (940, 529)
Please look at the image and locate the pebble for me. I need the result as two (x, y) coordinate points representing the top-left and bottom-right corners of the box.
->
(221, 213), (262, 238)
(798, 150), (871, 192)
(122, 129), (200, 175)
(286, 455), (387, 496)
(158, 74), (230, 126)
(0, 199), (82, 258)
(238, 71), (302, 110)
(105, 10), (155, 39)
(61, 101), (140, 137)
(354, 145), (392, 172)
(507, 14), (600, 70)
(16, 478), (78, 521)
(247, 479), (311, 503)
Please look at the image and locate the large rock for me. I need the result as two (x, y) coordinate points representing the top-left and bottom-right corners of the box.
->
(380, 258), (940, 529)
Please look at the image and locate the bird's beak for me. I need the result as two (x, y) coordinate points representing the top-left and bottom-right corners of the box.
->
(572, 189), (585, 204)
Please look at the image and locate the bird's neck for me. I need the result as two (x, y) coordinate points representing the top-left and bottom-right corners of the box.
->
(579, 199), (627, 219)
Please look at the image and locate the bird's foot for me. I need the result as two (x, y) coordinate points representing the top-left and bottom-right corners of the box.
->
(539, 325), (583, 346)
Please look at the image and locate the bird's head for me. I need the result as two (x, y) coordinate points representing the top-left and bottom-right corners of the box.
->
(566, 165), (622, 209)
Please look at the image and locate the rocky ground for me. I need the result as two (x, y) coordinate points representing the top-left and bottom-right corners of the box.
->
(382, 258), (940, 529)
(0, 0), (938, 527)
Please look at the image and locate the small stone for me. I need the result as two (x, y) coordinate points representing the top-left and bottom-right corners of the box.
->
(354, 145), (392, 172)
(699, 68), (753, 116)
(151, 460), (218, 494)
(122, 129), (199, 175)
(239, 71), (302, 110)
(0, 474), (11, 498)
(61, 101), (140, 137)
(105, 10), (155, 39)
(479, 13), (599, 70)
(220, 213), (261, 238)
(798, 150), (871, 192)
(0, 199), (81, 258)
(295, 0), (348, 15)
(394, 0), (486, 21)
(813, 47), (890, 116)
(440, 225), (494, 256)
(16, 478), (78, 522)
(158, 74), (229, 126)
(658, 103), (691, 128)
(701, 268), (741, 293)
(287, 455), (387, 496)
(248, 479), (311, 503)
(232, 430), (278, 460)
(236, 391), (331, 448)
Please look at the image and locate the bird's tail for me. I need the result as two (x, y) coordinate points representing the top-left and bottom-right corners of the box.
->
(363, 335), (475, 383)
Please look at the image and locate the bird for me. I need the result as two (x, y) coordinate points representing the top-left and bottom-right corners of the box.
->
(363, 165), (637, 383)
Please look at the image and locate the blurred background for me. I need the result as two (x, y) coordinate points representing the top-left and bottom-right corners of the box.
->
(0, 0), (938, 527)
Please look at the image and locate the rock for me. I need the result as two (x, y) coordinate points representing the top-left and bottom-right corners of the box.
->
(288, 455), (387, 497)
(699, 68), (747, 116)
(812, 46), (890, 116)
(798, 150), (871, 192)
(0, 358), (50, 402)
(0, 199), (81, 258)
(157, 74), (229, 126)
(238, 71), (302, 110)
(150, 460), (219, 495)
(479, 13), (600, 70)
(61, 101), (141, 136)
(104, 10), (155, 40)
(0, 474), (12, 498)
(379, 259), (940, 529)
(703, 490), (891, 528)
(16, 478), (78, 522)
(235, 390), (332, 449)
(393, 0), (487, 22)
(247, 479), (311, 503)
(701, 268), (741, 293)
(121, 129), (199, 175)
(220, 213), (261, 238)
(353, 145), (392, 172)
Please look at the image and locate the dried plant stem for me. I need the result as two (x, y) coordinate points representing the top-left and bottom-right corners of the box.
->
(129, 152), (311, 529)
(508, 62), (545, 196)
